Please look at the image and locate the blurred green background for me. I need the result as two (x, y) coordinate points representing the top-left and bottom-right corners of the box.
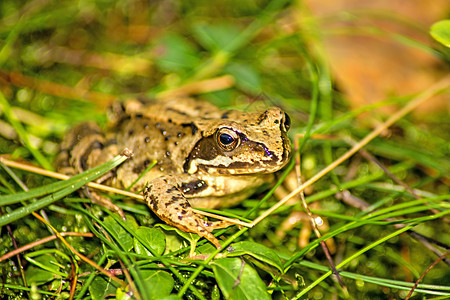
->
(0, 0), (449, 299)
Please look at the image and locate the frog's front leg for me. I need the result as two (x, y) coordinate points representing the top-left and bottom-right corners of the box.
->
(144, 175), (232, 249)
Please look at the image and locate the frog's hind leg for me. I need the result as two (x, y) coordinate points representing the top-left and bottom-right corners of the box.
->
(55, 122), (125, 219)
(145, 175), (232, 249)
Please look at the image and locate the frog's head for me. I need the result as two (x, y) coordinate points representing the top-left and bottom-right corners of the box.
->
(184, 107), (291, 175)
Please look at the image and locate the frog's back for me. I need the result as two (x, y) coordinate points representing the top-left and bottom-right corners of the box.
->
(55, 98), (221, 190)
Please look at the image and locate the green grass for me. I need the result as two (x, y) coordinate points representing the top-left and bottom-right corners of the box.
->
(1, 1), (449, 299)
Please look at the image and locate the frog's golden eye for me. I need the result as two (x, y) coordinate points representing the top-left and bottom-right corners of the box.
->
(216, 128), (240, 151)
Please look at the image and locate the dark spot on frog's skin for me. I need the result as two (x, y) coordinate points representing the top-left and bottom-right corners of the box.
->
(191, 124), (198, 135)
(166, 107), (188, 116)
(182, 123), (198, 135)
(168, 118), (172, 123)
(135, 113), (143, 118)
(177, 132), (183, 138)
(104, 138), (117, 147)
(257, 111), (269, 125)
(164, 136), (171, 141)
(114, 115), (131, 129)
(163, 195), (184, 208)
(144, 137), (150, 143)
(179, 202), (189, 209)
(148, 195), (159, 212)
(91, 140), (104, 150)
(143, 159), (151, 167)
(181, 180), (208, 195)
(132, 165), (142, 174)
(164, 199), (175, 208)
(128, 129), (134, 136)
(160, 128), (167, 136)
(221, 111), (231, 119)
(262, 130), (269, 137)
(172, 196), (184, 203)
(143, 123), (149, 129)
(165, 151), (171, 157)
(166, 187), (177, 194)
(274, 119), (279, 124)
(132, 159), (151, 174)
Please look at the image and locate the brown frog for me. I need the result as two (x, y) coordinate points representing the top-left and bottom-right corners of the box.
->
(55, 98), (291, 248)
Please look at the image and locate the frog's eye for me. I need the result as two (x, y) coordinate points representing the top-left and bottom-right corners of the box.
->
(216, 128), (240, 151)
(282, 113), (291, 132)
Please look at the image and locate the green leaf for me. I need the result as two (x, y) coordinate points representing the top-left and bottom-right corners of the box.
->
(140, 270), (174, 299)
(192, 23), (241, 52)
(102, 216), (134, 252)
(134, 227), (166, 256)
(156, 223), (200, 246)
(211, 258), (270, 300)
(25, 251), (68, 277)
(154, 34), (201, 72)
(116, 287), (133, 300)
(228, 241), (284, 272)
(158, 296), (181, 300)
(430, 20), (450, 47)
(25, 255), (59, 285)
(158, 295), (183, 300)
(89, 276), (120, 300)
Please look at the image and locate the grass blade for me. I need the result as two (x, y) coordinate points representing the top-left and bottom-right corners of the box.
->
(0, 151), (129, 227)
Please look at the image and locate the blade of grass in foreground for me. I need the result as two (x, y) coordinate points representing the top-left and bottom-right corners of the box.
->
(0, 150), (130, 227)
(0, 163), (116, 206)
(0, 90), (52, 170)
(298, 261), (450, 296)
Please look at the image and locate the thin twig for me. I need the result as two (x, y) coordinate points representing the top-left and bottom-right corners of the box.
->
(294, 138), (347, 292)
(405, 250), (450, 299)
(0, 232), (94, 262)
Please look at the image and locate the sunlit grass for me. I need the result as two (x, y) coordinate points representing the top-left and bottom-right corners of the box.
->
(0, 0), (449, 299)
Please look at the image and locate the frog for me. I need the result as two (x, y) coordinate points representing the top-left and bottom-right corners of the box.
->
(55, 98), (291, 248)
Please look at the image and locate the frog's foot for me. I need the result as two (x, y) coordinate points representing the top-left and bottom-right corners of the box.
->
(144, 176), (232, 249)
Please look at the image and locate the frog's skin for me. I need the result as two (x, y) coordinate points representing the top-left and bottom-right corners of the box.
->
(56, 98), (291, 248)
